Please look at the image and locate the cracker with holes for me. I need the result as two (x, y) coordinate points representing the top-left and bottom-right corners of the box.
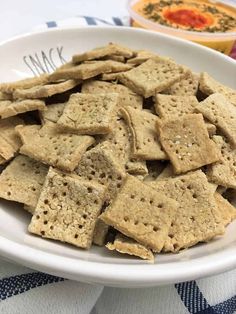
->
(207, 136), (236, 189)
(100, 175), (178, 252)
(164, 72), (199, 96)
(149, 170), (225, 252)
(13, 80), (79, 99)
(196, 93), (236, 147)
(100, 118), (147, 175)
(199, 72), (236, 106)
(119, 57), (189, 98)
(75, 144), (126, 201)
(214, 192), (236, 226)
(28, 168), (106, 249)
(72, 43), (134, 63)
(81, 80), (142, 110)
(121, 106), (167, 160)
(40, 103), (65, 123)
(155, 95), (199, 119)
(106, 233), (154, 261)
(57, 93), (118, 135)
(0, 155), (48, 208)
(158, 114), (220, 174)
(17, 122), (94, 171)
(0, 116), (24, 161)
(0, 99), (46, 119)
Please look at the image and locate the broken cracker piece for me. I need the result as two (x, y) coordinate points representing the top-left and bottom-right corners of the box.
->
(100, 175), (178, 252)
(0, 155), (48, 208)
(28, 168), (106, 249)
(127, 50), (157, 66)
(40, 103), (65, 123)
(214, 192), (236, 226)
(158, 114), (220, 174)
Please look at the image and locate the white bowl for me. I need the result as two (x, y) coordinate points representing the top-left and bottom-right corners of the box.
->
(0, 26), (235, 288)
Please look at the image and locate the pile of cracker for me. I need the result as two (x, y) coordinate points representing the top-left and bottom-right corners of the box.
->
(0, 43), (235, 262)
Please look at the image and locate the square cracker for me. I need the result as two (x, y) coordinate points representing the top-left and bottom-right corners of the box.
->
(199, 72), (236, 106)
(119, 57), (189, 98)
(75, 144), (126, 202)
(207, 135), (236, 189)
(17, 121), (94, 172)
(214, 192), (236, 226)
(149, 170), (225, 252)
(158, 114), (220, 174)
(0, 99), (46, 119)
(81, 80), (142, 110)
(0, 155), (48, 208)
(106, 233), (154, 261)
(163, 72), (199, 96)
(13, 80), (79, 99)
(0, 116), (24, 161)
(72, 43), (134, 63)
(100, 175), (178, 252)
(196, 93), (236, 147)
(49, 60), (132, 81)
(40, 103), (65, 123)
(28, 168), (106, 249)
(121, 106), (167, 160)
(99, 118), (148, 175)
(57, 93), (118, 135)
(155, 94), (199, 119)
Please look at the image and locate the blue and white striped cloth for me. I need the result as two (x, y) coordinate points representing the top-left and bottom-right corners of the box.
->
(0, 15), (236, 314)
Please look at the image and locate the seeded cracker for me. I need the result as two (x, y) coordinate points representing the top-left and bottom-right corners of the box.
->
(40, 103), (65, 123)
(121, 106), (167, 160)
(57, 93), (118, 135)
(196, 93), (236, 147)
(119, 57), (189, 98)
(207, 135), (236, 189)
(75, 144), (126, 201)
(163, 72), (199, 96)
(158, 114), (220, 174)
(199, 72), (236, 106)
(214, 192), (236, 226)
(81, 80), (142, 110)
(0, 155), (48, 208)
(13, 80), (79, 99)
(72, 43), (134, 63)
(17, 121), (94, 171)
(100, 175), (178, 252)
(0, 99), (46, 119)
(106, 233), (154, 261)
(28, 168), (106, 249)
(155, 94), (199, 119)
(149, 170), (225, 252)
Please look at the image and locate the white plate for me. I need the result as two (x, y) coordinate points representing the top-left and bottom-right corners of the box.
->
(0, 26), (235, 288)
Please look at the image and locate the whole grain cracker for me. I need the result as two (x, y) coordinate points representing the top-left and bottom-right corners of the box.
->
(40, 103), (65, 123)
(17, 122), (94, 172)
(81, 80), (142, 110)
(0, 99), (46, 119)
(127, 50), (157, 66)
(121, 106), (167, 160)
(0, 74), (49, 93)
(0, 155), (48, 208)
(0, 91), (12, 100)
(205, 121), (217, 137)
(13, 80), (79, 99)
(154, 94), (199, 119)
(28, 168), (106, 249)
(100, 175), (178, 252)
(214, 192), (236, 226)
(199, 72), (236, 106)
(163, 72), (199, 96)
(196, 93), (236, 147)
(72, 43), (134, 63)
(106, 233), (154, 261)
(93, 219), (109, 246)
(207, 135), (236, 189)
(57, 93), (118, 135)
(158, 114), (220, 174)
(119, 57), (189, 98)
(148, 170), (225, 252)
